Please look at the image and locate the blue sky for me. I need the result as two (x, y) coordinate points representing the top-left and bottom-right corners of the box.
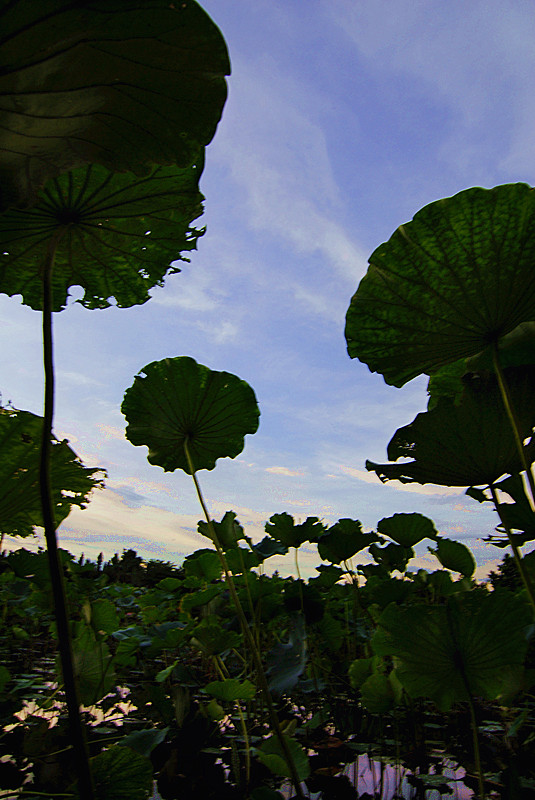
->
(2, 0), (534, 577)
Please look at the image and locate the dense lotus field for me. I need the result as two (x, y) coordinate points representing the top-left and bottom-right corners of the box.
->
(2, 3), (535, 797)
(1, 535), (534, 799)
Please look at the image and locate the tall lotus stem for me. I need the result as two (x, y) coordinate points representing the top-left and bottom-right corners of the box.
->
(446, 604), (485, 800)
(492, 342), (535, 511)
(40, 232), (95, 800)
(184, 439), (306, 799)
(489, 484), (535, 616)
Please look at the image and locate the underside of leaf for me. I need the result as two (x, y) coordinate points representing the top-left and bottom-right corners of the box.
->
(122, 356), (260, 473)
(0, 0), (230, 209)
(367, 367), (535, 487)
(0, 162), (205, 310)
(346, 183), (535, 387)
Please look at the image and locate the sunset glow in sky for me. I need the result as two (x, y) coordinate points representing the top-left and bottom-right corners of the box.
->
(2, 0), (534, 577)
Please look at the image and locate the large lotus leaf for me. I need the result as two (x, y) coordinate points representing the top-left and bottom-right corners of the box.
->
(0, 0), (229, 210)
(266, 615), (308, 695)
(225, 546), (261, 574)
(367, 368), (535, 487)
(317, 518), (379, 564)
(63, 624), (115, 705)
(372, 591), (531, 711)
(427, 322), (535, 409)
(265, 512), (326, 548)
(74, 746), (153, 800)
(346, 183), (535, 387)
(198, 510), (245, 550)
(252, 536), (289, 561)
(493, 474), (535, 543)
(359, 672), (397, 714)
(429, 538), (476, 577)
(256, 735), (310, 781)
(0, 406), (105, 537)
(183, 549), (222, 581)
(369, 541), (414, 572)
(122, 357), (260, 473)
(0, 161), (204, 311)
(377, 512), (438, 547)
(191, 616), (241, 655)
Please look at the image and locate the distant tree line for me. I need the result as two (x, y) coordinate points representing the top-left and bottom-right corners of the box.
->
(76, 548), (185, 587)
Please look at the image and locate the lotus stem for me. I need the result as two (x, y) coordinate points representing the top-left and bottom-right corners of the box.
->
(491, 342), (535, 511)
(40, 232), (95, 800)
(467, 694), (485, 800)
(489, 484), (535, 616)
(446, 604), (485, 800)
(183, 439), (306, 799)
(215, 655), (251, 788)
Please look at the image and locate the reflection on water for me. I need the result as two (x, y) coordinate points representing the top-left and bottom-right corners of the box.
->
(281, 754), (473, 799)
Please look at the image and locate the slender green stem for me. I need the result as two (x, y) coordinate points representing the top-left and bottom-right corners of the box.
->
(40, 232), (95, 800)
(492, 342), (535, 510)
(489, 484), (535, 615)
(214, 655), (251, 788)
(445, 603), (485, 800)
(467, 694), (485, 800)
(184, 440), (306, 799)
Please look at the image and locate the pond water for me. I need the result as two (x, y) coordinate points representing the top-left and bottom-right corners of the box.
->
(147, 754), (473, 800)
(5, 690), (473, 800)
(279, 754), (473, 800)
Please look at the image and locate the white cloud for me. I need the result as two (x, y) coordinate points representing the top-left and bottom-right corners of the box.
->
(216, 55), (368, 286)
(265, 466), (304, 477)
(151, 266), (222, 312)
(56, 489), (205, 562)
(196, 319), (240, 345)
(328, 0), (535, 176)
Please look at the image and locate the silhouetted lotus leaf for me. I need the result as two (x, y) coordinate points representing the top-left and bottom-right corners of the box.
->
(0, 0), (229, 209)
(0, 162), (204, 310)
(122, 356), (260, 474)
(346, 183), (535, 387)
(372, 591), (530, 711)
(367, 367), (535, 487)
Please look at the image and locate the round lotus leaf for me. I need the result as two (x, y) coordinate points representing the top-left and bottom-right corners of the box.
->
(0, 162), (204, 311)
(346, 183), (535, 386)
(372, 591), (531, 711)
(377, 512), (438, 547)
(122, 356), (260, 473)
(0, 0), (229, 209)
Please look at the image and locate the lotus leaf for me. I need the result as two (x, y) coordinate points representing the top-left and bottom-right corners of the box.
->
(346, 183), (535, 387)
(367, 368), (535, 487)
(0, 0), (229, 209)
(0, 405), (104, 537)
(0, 162), (204, 310)
(122, 357), (260, 473)
(377, 512), (438, 547)
(318, 518), (379, 564)
(372, 591), (531, 711)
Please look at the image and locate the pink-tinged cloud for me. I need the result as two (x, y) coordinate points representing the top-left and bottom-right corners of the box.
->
(266, 466), (304, 477)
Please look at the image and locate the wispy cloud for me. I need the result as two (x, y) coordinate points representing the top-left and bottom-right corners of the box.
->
(328, 0), (535, 178)
(151, 267), (222, 312)
(97, 424), (126, 441)
(265, 466), (304, 477)
(57, 489), (206, 562)
(215, 55), (368, 288)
